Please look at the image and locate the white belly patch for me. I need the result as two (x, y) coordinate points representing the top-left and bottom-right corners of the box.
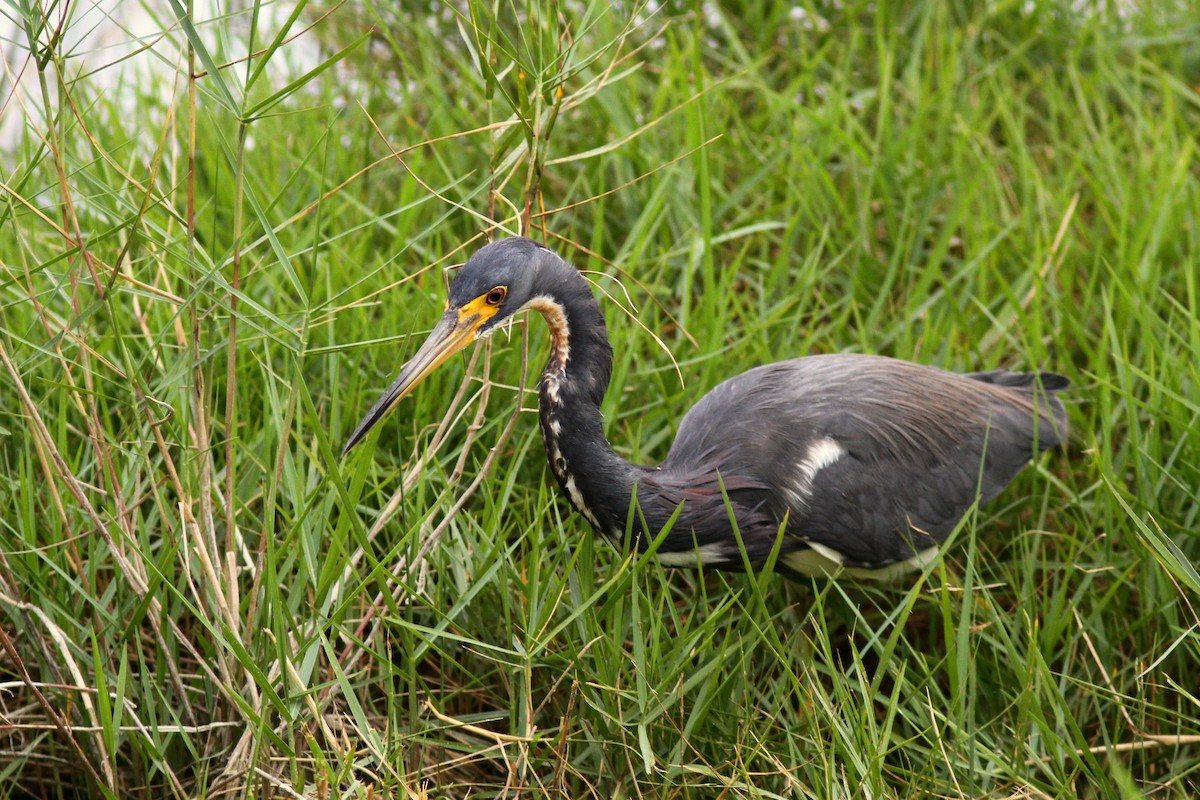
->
(783, 544), (940, 580)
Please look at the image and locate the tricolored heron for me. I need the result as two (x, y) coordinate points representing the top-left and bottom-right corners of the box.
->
(343, 237), (1068, 579)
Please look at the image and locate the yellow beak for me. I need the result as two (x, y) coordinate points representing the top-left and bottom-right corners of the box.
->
(341, 307), (483, 456)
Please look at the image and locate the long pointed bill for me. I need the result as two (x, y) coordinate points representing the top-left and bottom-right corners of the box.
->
(341, 308), (483, 456)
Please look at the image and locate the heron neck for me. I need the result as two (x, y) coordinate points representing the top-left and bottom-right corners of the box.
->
(529, 288), (638, 539)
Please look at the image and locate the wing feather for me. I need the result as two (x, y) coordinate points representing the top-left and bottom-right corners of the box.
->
(659, 353), (1067, 569)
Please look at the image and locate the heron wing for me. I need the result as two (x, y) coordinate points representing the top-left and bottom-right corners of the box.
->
(664, 354), (1067, 568)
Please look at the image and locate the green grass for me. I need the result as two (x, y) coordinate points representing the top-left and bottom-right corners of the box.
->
(2, 0), (1199, 797)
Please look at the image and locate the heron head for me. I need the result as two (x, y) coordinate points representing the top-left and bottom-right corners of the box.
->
(447, 236), (566, 335)
(341, 237), (567, 455)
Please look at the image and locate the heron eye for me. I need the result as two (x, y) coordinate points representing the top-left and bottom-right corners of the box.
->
(485, 287), (507, 306)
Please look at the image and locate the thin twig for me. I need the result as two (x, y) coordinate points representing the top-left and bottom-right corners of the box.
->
(425, 700), (536, 745)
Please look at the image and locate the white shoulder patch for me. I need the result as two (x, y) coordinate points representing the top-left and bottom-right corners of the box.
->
(784, 437), (845, 511)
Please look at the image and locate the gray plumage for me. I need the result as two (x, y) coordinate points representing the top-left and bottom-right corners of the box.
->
(344, 237), (1069, 578)
(663, 355), (1068, 571)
